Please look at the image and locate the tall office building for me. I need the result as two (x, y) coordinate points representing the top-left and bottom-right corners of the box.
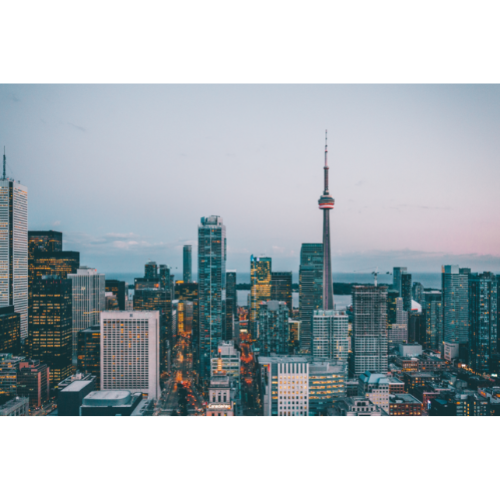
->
(412, 282), (424, 305)
(69, 267), (105, 364)
(468, 273), (497, 375)
(105, 280), (127, 311)
(423, 291), (443, 350)
(17, 359), (50, 409)
(0, 306), (21, 355)
(226, 271), (237, 341)
(257, 301), (289, 355)
(250, 255), (272, 339)
(28, 230), (62, 256)
(311, 310), (349, 362)
(317, 132), (335, 310)
(401, 273), (412, 312)
(387, 289), (399, 330)
(442, 265), (469, 345)
(183, 245), (192, 283)
(393, 267), (407, 295)
(0, 155), (28, 341)
(299, 243), (323, 352)
(270, 271), (293, 313)
(388, 298), (408, 344)
(352, 286), (388, 376)
(198, 216), (226, 381)
(100, 311), (160, 400)
(77, 324), (101, 387)
(145, 261), (158, 280)
(29, 276), (73, 386)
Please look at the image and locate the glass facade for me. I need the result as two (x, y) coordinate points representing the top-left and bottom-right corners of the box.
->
(257, 301), (289, 355)
(145, 261), (158, 280)
(250, 256), (272, 340)
(183, 245), (192, 283)
(312, 310), (349, 362)
(401, 273), (412, 312)
(0, 305), (21, 355)
(270, 271), (292, 313)
(299, 243), (323, 352)
(77, 325), (101, 388)
(468, 272), (497, 375)
(442, 265), (469, 345)
(423, 291), (442, 350)
(105, 280), (127, 311)
(198, 216), (226, 381)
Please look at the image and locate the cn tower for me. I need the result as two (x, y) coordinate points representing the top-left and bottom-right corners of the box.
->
(318, 131), (335, 310)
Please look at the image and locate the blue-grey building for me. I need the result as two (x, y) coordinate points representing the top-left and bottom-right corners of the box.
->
(442, 265), (469, 345)
(183, 245), (192, 283)
(257, 300), (289, 356)
(198, 216), (226, 381)
(423, 291), (442, 350)
(468, 272), (498, 375)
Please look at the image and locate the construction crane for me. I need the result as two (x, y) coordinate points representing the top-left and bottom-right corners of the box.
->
(353, 267), (392, 287)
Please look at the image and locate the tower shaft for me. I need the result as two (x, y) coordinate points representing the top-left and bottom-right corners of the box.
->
(322, 208), (334, 310)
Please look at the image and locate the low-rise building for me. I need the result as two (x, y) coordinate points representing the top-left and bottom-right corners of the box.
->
(0, 396), (29, 416)
(358, 371), (390, 413)
(389, 393), (422, 416)
(329, 396), (387, 416)
(58, 376), (96, 416)
(17, 359), (50, 409)
(394, 356), (419, 372)
(80, 390), (143, 416)
(388, 378), (405, 394)
(206, 362), (234, 417)
(403, 371), (438, 397)
(398, 343), (423, 357)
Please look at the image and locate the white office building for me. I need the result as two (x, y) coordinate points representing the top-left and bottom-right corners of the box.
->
(210, 340), (241, 391)
(0, 175), (28, 340)
(312, 310), (349, 362)
(69, 267), (105, 363)
(101, 311), (160, 400)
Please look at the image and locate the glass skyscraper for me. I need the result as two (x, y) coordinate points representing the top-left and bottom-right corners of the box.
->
(183, 245), (192, 283)
(468, 272), (497, 375)
(225, 271), (237, 341)
(257, 300), (289, 355)
(299, 243), (323, 352)
(442, 265), (469, 345)
(0, 172), (28, 341)
(423, 291), (442, 350)
(392, 267), (407, 295)
(401, 273), (412, 312)
(198, 215), (226, 381)
(270, 271), (293, 313)
(250, 255), (272, 339)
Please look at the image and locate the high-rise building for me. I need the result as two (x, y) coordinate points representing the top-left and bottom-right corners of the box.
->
(0, 353), (24, 403)
(77, 324), (101, 387)
(412, 282), (424, 305)
(0, 157), (28, 342)
(198, 216), (226, 381)
(158, 265), (171, 291)
(31, 251), (80, 281)
(69, 267), (105, 364)
(401, 273), (412, 312)
(257, 301), (289, 355)
(250, 255), (272, 339)
(105, 280), (127, 311)
(311, 310), (349, 362)
(288, 319), (301, 353)
(17, 359), (50, 409)
(308, 360), (346, 415)
(299, 243), (323, 352)
(28, 230), (63, 255)
(442, 265), (469, 345)
(423, 291), (442, 350)
(392, 267), (407, 295)
(29, 276), (73, 386)
(0, 306), (21, 355)
(270, 271), (292, 313)
(210, 341), (241, 393)
(408, 310), (425, 344)
(183, 245), (192, 283)
(145, 261), (158, 280)
(386, 290), (399, 330)
(225, 271), (237, 341)
(100, 311), (160, 400)
(388, 298), (408, 345)
(468, 272), (498, 375)
(317, 133), (335, 311)
(352, 286), (388, 377)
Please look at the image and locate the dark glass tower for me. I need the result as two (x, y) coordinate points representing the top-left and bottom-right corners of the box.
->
(145, 261), (158, 280)
(105, 279), (127, 310)
(183, 245), (192, 283)
(317, 132), (334, 311)
(225, 271), (237, 341)
(271, 271), (293, 313)
(401, 273), (412, 312)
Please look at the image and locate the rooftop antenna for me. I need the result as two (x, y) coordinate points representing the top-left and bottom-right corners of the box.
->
(324, 130), (329, 194)
(2, 147), (6, 181)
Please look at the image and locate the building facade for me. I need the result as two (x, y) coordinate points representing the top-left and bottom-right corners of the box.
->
(77, 324), (101, 387)
(198, 216), (226, 381)
(311, 309), (349, 362)
(183, 245), (192, 283)
(257, 300), (289, 355)
(442, 265), (469, 345)
(270, 271), (293, 313)
(423, 291), (443, 350)
(0, 305), (21, 355)
(250, 255), (272, 339)
(393, 267), (407, 296)
(101, 311), (160, 400)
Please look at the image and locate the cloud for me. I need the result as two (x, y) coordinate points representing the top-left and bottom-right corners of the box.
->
(68, 122), (86, 132)
(52, 220), (61, 227)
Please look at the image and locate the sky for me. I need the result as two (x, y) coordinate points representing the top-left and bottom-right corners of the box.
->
(1, 84), (500, 275)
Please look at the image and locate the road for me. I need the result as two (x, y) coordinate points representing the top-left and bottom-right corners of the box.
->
(156, 334), (205, 416)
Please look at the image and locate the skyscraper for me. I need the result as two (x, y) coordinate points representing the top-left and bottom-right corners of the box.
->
(318, 132), (335, 311)
(311, 310), (349, 362)
(257, 300), (289, 355)
(0, 306), (21, 355)
(225, 271), (237, 341)
(28, 230), (62, 256)
(198, 215), (226, 381)
(468, 272), (497, 375)
(68, 267), (105, 364)
(105, 280), (127, 311)
(423, 291), (442, 350)
(412, 282), (424, 305)
(29, 276), (73, 386)
(388, 297), (408, 344)
(0, 152), (28, 341)
(270, 271), (293, 313)
(183, 245), (192, 283)
(145, 261), (158, 280)
(299, 243), (323, 352)
(393, 267), (407, 295)
(250, 255), (272, 339)
(401, 273), (412, 312)
(352, 286), (388, 376)
(77, 324), (101, 387)
(101, 311), (160, 400)
(442, 265), (469, 345)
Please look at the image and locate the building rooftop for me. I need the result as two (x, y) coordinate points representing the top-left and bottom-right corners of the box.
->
(359, 371), (390, 385)
(61, 380), (94, 392)
(82, 390), (138, 407)
(389, 394), (422, 404)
